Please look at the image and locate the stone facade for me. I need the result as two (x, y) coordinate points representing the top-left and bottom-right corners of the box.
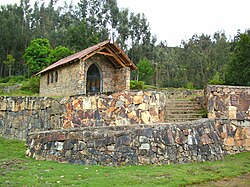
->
(40, 54), (131, 97)
(84, 55), (130, 93)
(26, 119), (250, 166)
(38, 40), (137, 97)
(206, 85), (250, 120)
(40, 62), (82, 96)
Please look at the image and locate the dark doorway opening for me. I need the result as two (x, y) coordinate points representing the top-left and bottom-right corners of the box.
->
(86, 63), (102, 93)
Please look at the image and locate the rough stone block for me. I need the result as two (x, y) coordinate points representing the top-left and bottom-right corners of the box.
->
(141, 111), (150, 124)
(139, 143), (150, 150)
(133, 95), (143, 105)
(224, 137), (235, 146)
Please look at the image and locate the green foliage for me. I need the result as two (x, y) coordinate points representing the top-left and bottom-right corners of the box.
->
(3, 54), (16, 76)
(226, 33), (250, 86)
(49, 46), (74, 63)
(0, 75), (26, 84)
(20, 76), (40, 94)
(23, 38), (52, 75)
(0, 76), (39, 96)
(137, 58), (154, 85)
(208, 72), (225, 85)
(130, 80), (145, 90)
(0, 1), (245, 89)
(185, 82), (195, 89)
(0, 137), (250, 186)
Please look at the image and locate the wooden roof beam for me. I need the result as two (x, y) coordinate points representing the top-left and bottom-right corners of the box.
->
(82, 46), (105, 61)
(105, 47), (126, 68)
(97, 51), (115, 57)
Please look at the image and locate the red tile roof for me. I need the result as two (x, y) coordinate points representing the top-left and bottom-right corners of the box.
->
(36, 40), (137, 75)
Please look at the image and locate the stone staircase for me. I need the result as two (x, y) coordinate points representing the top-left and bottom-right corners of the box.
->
(165, 98), (205, 122)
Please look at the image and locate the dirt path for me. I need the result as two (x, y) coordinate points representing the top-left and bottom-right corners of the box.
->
(192, 173), (250, 187)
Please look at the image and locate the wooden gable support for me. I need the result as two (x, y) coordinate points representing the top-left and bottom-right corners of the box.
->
(104, 47), (126, 68)
(82, 46), (106, 61)
(97, 51), (115, 57)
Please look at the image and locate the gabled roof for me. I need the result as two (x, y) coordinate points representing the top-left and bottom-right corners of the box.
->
(36, 40), (138, 75)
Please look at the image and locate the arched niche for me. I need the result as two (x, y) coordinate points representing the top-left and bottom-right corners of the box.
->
(86, 63), (102, 93)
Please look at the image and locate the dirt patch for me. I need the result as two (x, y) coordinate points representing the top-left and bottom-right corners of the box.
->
(192, 173), (250, 187)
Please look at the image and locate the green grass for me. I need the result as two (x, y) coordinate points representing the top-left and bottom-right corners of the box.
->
(0, 76), (39, 96)
(0, 137), (250, 187)
(0, 89), (38, 96)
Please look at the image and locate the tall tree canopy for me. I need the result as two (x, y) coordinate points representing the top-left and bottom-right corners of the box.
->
(23, 38), (52, 75)
(0, 0), (246, 89)
(226, 33), (250, 86)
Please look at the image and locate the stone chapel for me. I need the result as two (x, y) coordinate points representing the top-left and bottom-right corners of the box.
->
(36, 40), (138, 96)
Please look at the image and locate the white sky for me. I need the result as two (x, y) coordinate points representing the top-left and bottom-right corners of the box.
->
(1, 0), (250, 46)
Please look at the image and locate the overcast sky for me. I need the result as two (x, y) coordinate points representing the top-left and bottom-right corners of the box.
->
(1, 0), (250, 46)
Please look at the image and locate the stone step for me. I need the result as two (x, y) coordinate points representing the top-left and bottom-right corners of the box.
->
(166, 102), (201, 106)
(165, 118), (201, 122)
(166, 106), (201, 110)
(165, 97), (204, 123)
(166, 110), (203, 114)
(166, 99), (201, 103)
(165, 114), (203, 118)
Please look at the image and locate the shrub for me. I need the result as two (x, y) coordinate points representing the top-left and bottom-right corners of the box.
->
(209, 72), (225, 85)
(0, 76), (11, 83)
(130, 80), (145, 90)
(20, 76), (40, 93)
(0, 75), (26, 84)
(185, 82), (195, 89)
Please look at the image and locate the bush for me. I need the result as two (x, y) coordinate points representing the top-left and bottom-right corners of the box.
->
(130, 80), (145, 90)
(0, 76), (11, 83)
(20, 76), (40, 93)
(0, 75), (27, 84)
(209, 72), (224, 85)
(185, 82), (195, 89)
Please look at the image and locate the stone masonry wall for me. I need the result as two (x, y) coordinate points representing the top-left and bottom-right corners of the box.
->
(0, 96), (63, 140)
(0, 91), (166, 140)
(206, 85), (250, 120)
(85, 55), (116, 93)
(0, 89), (208, 141)
(26, 119), (250, 166)
(40, 62), (82, 97)
(63, 91), (166, 128)
(114, 67), (130, 92)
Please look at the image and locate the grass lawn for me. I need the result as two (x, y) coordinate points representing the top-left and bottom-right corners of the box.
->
(0, 137), (250, 187)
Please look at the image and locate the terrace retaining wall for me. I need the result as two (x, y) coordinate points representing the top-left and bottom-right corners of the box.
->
(26, 119), (250, 166)
(0, 89), (203, 140)
(206, 85), (250, 120)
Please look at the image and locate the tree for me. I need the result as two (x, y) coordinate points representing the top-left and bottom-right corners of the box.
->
(23, 38), (52, 75)
(226, 33), (250, 86)
(3, 54), (15, 76)
(137, 58), (154, 85)
(49, 46), (74, 63)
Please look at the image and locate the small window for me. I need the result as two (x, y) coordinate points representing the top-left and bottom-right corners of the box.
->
(47, 74), (50, 84)
(55, 71), (58, 82)
(51, 72), (54, 83)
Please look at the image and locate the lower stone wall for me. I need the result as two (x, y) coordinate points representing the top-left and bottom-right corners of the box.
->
(26, 119), (250, 166)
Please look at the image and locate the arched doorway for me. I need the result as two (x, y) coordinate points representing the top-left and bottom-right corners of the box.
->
(86, 63), (102, 93)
